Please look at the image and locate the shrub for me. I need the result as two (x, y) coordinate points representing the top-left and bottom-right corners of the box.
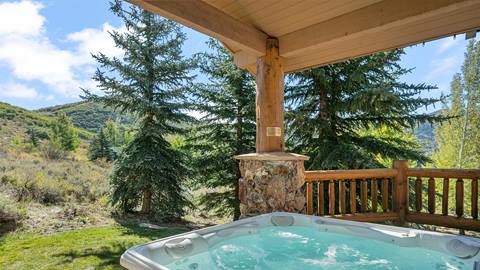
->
(0, 153), (110, 206)
(41, 141), (66, 160)
(0, 195), (26, 231)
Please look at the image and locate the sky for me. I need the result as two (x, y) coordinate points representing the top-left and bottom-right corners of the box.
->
(0, 0), (476, 112)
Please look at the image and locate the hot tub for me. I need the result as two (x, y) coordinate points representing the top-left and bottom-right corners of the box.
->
(120, 212), (480, 270)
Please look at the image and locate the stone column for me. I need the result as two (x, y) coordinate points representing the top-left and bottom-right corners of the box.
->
(235, 152), (309, 218)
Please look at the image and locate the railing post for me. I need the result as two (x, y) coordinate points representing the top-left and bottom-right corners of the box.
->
(393, 160), (408, 225)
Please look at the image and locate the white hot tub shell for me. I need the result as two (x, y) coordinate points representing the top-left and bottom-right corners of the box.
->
(120, 212), (480, 270)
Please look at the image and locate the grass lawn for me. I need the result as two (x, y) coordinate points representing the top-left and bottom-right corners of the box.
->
(0, 225), (188, 270)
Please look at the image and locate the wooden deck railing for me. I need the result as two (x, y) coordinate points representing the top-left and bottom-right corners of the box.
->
(405, 168), (480, 231)
(304, 160), (480, 231)
(305, 167), (400, 223)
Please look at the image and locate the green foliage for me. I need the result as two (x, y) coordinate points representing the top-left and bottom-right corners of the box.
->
(27, 127), (39, 148)
(286, 49), (446, 169)
(186, 40), (256, 219)
(83, 0), (193, 218)
(0, 225), (186, 270)
(104, 119), (121, 147)
(49, 113), (79, 152)
(89, 128), (115, 161)
(110, 121), (189, 220)
(433, 40), (480, 168)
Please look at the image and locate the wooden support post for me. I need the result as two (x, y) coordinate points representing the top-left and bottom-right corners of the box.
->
(350, 180), (357, 214)
(339, 180), (346, 214)
(381, 178), (388, 212)
(255, 38), (284, 152)
(329, 180), (335, 215)
(360, 179), (368, 213)
(428, 177), (435, 214)
(317, 182), (324, 216)
(306, 182), (313, 215)
(415, 177), (422, 212)
(456, 179), (464, 217)
(442, 178), (449, 215)
(393, 160), (408, 225)
(371, 178), (378, 213)
(472, 178), (478, 219)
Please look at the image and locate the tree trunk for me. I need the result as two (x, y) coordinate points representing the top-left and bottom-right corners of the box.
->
(141, 190), (152, 214)
(458, 99), (470, 167)
(233, 108), (243, 221)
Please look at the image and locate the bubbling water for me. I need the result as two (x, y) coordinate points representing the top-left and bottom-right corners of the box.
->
(167, 226), (469, 270)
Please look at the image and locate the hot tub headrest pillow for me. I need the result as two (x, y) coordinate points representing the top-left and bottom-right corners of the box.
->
(446, 239), (480, 259)
(271, 215), (295, 226)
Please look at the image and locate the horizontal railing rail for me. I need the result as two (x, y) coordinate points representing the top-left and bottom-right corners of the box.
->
(407, 168), (480, 179)
(304, 162), (480, 232)
(305, 168), (398, 181)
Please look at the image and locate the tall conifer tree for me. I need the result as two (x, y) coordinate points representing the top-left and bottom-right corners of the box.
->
(434, 40), (480, 168)
(83, 0), (192, 219)
(187, 40), (255, 219)
(89, 128), (115, 161)
(286, 49), (445, 169)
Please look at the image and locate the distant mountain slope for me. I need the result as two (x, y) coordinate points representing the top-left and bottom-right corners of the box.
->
(414, 122), (436, 154)
(412, 110), (442, 155)
(0, 102), (92, 147)
(37, 101), (133, 133)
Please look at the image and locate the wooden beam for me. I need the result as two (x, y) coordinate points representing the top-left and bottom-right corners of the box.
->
(281, 0), (480, 72)
(332, 212), (399, 223)
(305, 169), (398, 181)
(129, 0), (268, 56)
(407, 168), (480, 179)
(281, 0), (470, 57)
(255, 38), (284, 152)
(406, 212), (480, 231)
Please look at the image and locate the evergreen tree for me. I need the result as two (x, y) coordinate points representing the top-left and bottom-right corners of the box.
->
(89, 128), (115, 161)
(434, 40), (480, 168)
(27, 127), (39, 148)
(104, 119), (122, 147)
(286, 49), (445, 169)
(82, 0), (193, 218)
(49, 113), (79, 152)
(187, 40), (256, 220)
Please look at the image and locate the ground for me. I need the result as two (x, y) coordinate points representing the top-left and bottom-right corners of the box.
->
(0, 224), (188, 270)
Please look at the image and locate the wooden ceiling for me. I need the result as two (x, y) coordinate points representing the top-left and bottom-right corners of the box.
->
(130, 0), (480, 73)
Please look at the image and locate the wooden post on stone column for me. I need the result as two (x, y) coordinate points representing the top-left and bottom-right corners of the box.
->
(256, 38), (284, 152)
(393, 160), (408, 225)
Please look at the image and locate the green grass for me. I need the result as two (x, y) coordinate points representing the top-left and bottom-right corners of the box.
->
(0, 225), (188, 270)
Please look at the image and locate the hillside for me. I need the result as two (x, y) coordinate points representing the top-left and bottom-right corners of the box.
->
(0, 102), (92, 146)
(0, 102), (113, 234)
(414, 122), (436, 154)
(37, 101), (133, 133)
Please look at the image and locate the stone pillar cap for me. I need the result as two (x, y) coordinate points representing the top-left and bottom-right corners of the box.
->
(234, 152), (310, 161)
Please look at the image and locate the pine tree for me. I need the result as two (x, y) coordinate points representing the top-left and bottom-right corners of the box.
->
(187, 40), (256, 220)
(286, 49), (445, 169)
(82, 0), (193, 218)
(27, 127), (39, 148)
(49, 113), (79, 152)
(89, 128), (115, 161)
(434, 40), (480, 168)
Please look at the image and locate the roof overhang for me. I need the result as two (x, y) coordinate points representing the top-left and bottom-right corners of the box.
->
(129, 0), (480, 73)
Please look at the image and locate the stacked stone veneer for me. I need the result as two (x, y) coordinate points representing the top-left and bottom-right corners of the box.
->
(235, 153), (309, 218)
